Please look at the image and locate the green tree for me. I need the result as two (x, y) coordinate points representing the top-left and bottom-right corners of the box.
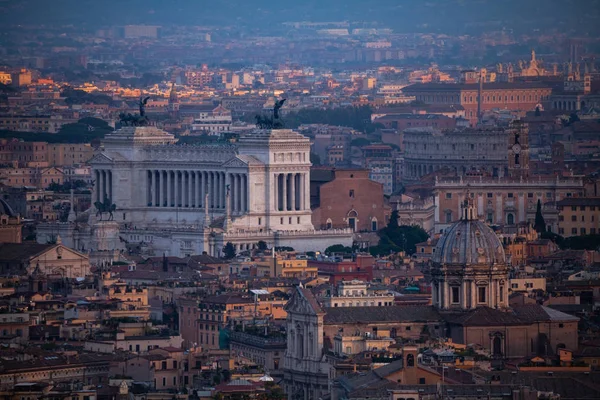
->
(222, 242), (236, 259)
(370, 211), (428, 256)
(325, 244), (353, 255)
(310, 152), (321, 166)
(350, 137), (372, 148)
(387, 209), (400, 229)
(257, 240), (268, 251)
(561, 234), (600, 251)
(534, 199), (546, 233)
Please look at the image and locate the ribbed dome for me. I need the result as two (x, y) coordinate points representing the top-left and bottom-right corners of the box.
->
(433, 218), (506, 266)
(0, 199), (16, 217)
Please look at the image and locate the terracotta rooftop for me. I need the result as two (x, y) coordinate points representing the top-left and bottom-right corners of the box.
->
(324, 305), (439, 324)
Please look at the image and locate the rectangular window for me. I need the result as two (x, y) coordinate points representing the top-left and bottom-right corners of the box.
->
(572, 228), (578, 234)
(445, 193), (452, 199)
(349, 189), (355, 198)
(451, 287), (460, 304)
(478, 287), (486, 303)
(487, 193), (493, 198)
(571, 215), (577, 222)
(508, 193), (514, 198)
(527, 193), (533, 198)
(499, 286), (504, 302)
(571, 206), (577, 211)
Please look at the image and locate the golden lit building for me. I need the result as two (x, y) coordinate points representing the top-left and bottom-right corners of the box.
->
(434, 176), (585, 234)
(47, 143), (94, 167)
(557, 197), (600, 237)
(0, 199), (22, 243)
(254, 253), (317, 278)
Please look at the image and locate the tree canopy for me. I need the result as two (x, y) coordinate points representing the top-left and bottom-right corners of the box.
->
(61, 87), (113, 105)
(222, 242), (236, 259)
(284, 105), (382, 133)
(534, 199), (546, 233)
(325, 244), (353, 255)
(369, 210), (429, 256)
(0, 117), (113, 144)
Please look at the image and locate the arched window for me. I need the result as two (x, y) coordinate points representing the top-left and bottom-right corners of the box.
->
(348, 210), (358, 231)
(406, 354), (415, 367)
(326, 218), (332, 230)
(507, 213), (515, 225)
(445, 211), (452, 224)
(371, 217), (378, 231)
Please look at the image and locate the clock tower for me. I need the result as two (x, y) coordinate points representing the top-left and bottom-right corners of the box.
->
(508, 120), (530, 179)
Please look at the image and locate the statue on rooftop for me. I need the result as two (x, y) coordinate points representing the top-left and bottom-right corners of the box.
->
(254, 98), (286, 130)
(119, 96), (151, 127)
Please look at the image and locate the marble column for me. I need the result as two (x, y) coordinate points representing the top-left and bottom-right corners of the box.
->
(167, 170), (172, 207)
(210, 172), (215, 208)
(236, 174), (242, 213)
(274, 173), (279, 211)
(201, 171), (206, 208)
(197, 172), (201, 208)
(222, 172), (227, 209)
(148, 171), (154, 206)
(108, 171), (112, 201)
(290, 173), (296, 211)
(242, 174), (247, 212)
(282, 173), (288, 212)
(188, 171), (193, 207)
(100, 170), (106, 201)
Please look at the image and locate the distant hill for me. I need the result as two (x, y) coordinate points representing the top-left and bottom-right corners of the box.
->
(1, 0), (599, 35)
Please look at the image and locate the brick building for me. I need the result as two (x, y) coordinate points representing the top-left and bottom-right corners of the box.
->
(557, 197), (600, 236)
(307, 260), (373, 284)
(403, 82), (552, 123)
(0, 139), (47, 166)
(311, 168), (389, 232)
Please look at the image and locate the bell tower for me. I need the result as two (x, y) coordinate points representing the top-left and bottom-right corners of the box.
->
(507, 120), (529, 179)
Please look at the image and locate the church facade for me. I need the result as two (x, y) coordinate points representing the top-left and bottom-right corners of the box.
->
(86, 126), (352, 257)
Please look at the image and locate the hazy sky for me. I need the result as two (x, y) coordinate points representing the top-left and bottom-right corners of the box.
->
(1, 0), (598, 35)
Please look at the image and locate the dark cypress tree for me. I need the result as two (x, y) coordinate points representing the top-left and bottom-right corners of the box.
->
(534, 199), (546, 233)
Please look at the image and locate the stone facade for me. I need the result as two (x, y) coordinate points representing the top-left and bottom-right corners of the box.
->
(311, 168), (389, 232)
(402, 127), (508, 184)
(433, 176), (585, 234)
(87, 126), (352, 257)
(431, 201), (509, 310)
(403, 82), (553, 123)
(283, 286), (330, 400)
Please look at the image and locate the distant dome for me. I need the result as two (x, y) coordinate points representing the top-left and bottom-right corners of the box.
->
(0, 199), (16, 217)
(433, 207), (505, 266)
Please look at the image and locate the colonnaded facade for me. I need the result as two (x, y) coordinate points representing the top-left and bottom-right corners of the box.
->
(402, 127), (508, 184)
(87, 126), (352, 257)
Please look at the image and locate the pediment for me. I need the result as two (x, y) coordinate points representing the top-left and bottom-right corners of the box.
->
(88, 153), (114, 165)
(222, 156), (249, 169)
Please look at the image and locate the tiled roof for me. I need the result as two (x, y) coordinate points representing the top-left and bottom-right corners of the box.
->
(404, 82), (551, 91)
(514, 304), (579, 323)
(557, 197), (600, 207)
(445, 304), (578, 327)
(324, 305), (440, 324)
(443, 307), (524, 326)
(299, 286), (324, 314)
(0, 243), (55, 262)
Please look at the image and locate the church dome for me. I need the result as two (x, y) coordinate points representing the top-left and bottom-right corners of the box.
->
(0, 199), (16, 217)
(433, 202), (506, 266)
